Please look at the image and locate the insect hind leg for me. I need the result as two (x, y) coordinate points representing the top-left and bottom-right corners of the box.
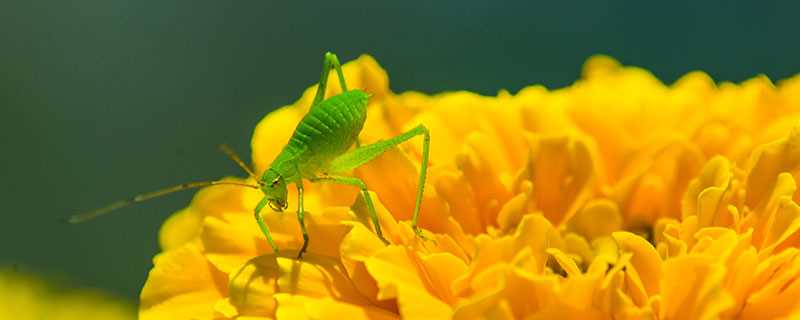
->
(311, 52), (349, 107)
(327, 125), (432, 240)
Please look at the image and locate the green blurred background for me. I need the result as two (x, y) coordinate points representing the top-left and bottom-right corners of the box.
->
(1, 0), (798, 305)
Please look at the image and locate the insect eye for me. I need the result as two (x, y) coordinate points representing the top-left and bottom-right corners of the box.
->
(270, 177), (281, 187)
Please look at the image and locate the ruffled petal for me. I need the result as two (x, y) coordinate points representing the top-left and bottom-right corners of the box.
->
(140, 241), (227, 320)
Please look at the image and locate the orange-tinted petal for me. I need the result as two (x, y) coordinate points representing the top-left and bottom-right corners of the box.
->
(659, 255), (733, 320)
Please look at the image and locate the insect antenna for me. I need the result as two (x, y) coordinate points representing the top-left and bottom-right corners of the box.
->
(67, 180), (260, 224)
(218, 144), (259, 180)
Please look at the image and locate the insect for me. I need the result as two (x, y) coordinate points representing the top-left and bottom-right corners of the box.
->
(70, 52), (431, 258)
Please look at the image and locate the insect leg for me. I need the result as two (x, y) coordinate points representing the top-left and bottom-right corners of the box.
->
(254, 196), (280, 255)
(413, 126), (431, 239)
(309, 175), (390, 245)
(311, 52), (349, 107)
(327, 125), (431, 239)
(295, 181), (310, 259)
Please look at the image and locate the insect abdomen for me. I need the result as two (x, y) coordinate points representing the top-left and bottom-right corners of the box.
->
(285, 90), (369, 173)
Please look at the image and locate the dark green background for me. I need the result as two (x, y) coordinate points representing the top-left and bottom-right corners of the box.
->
(2, 0), (798, 304)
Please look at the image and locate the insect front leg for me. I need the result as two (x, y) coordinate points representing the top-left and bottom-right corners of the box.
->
(309, 175), (390, 245)
(254, 197), (280, 255)
(295, 181), (310, 259)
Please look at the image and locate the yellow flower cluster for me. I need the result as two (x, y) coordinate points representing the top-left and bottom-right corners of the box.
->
(0, 269), (134, 320)
(139, 55), (800, 319)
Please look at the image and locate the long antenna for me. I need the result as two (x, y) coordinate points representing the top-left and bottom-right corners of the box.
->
(218, 144), (258, 179)
(67, 180), (260, 224)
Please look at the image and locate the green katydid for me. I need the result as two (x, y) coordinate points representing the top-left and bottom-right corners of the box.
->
(69, 52), (431, 258)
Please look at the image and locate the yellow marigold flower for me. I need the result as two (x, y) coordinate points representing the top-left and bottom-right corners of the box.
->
(140, 55), (800, 319)
(0, 268), (134, 320)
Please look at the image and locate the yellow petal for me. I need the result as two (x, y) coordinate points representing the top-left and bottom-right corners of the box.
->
(453, 214), (563, 296)
(682, 156), (732, 224)
(592, 236), (620, 266)
(228, 254), (382, 318)
(364, 246), (453, 319)
(659, 255), (733, 320)
(546, 248), (582, 278)
(158, 179), (255, 251)
(497, 182), (533, 234)
(0, 270), (134, 320)
(454, 254), (558, 319)
(159, 207), (203, 251)
(568, 199), (622, 240)
(582, 55), (622, 80)
(517, 85), (574, 134)
(759, 197), (800, 256)
(435, 170), (485, 234)
(615, 141), (704, 225)
(720, 246), (758, 318)
(748, 172), (798, 248)
(452, 267), (518, 320)
(740, 250), (800, 319)
(563, 232), (594, 267)
(140, 241), (226, 320)
(338, 223), (389, 308)
(340, 193), (468, 312)
(418, 252), (468, 305)
(612, 232), (661, 296)
(48, 291), (134, 320)
(274, 294), (398, 320)
(745, 127), (800, 211)
(524, 134), (596, 224)
(453, 132), (515, 228)
(203, 206), (355, 274)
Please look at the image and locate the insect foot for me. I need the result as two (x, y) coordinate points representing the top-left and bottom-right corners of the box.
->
(413, 226), (436, 244)
(378, 235), (391, 246)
